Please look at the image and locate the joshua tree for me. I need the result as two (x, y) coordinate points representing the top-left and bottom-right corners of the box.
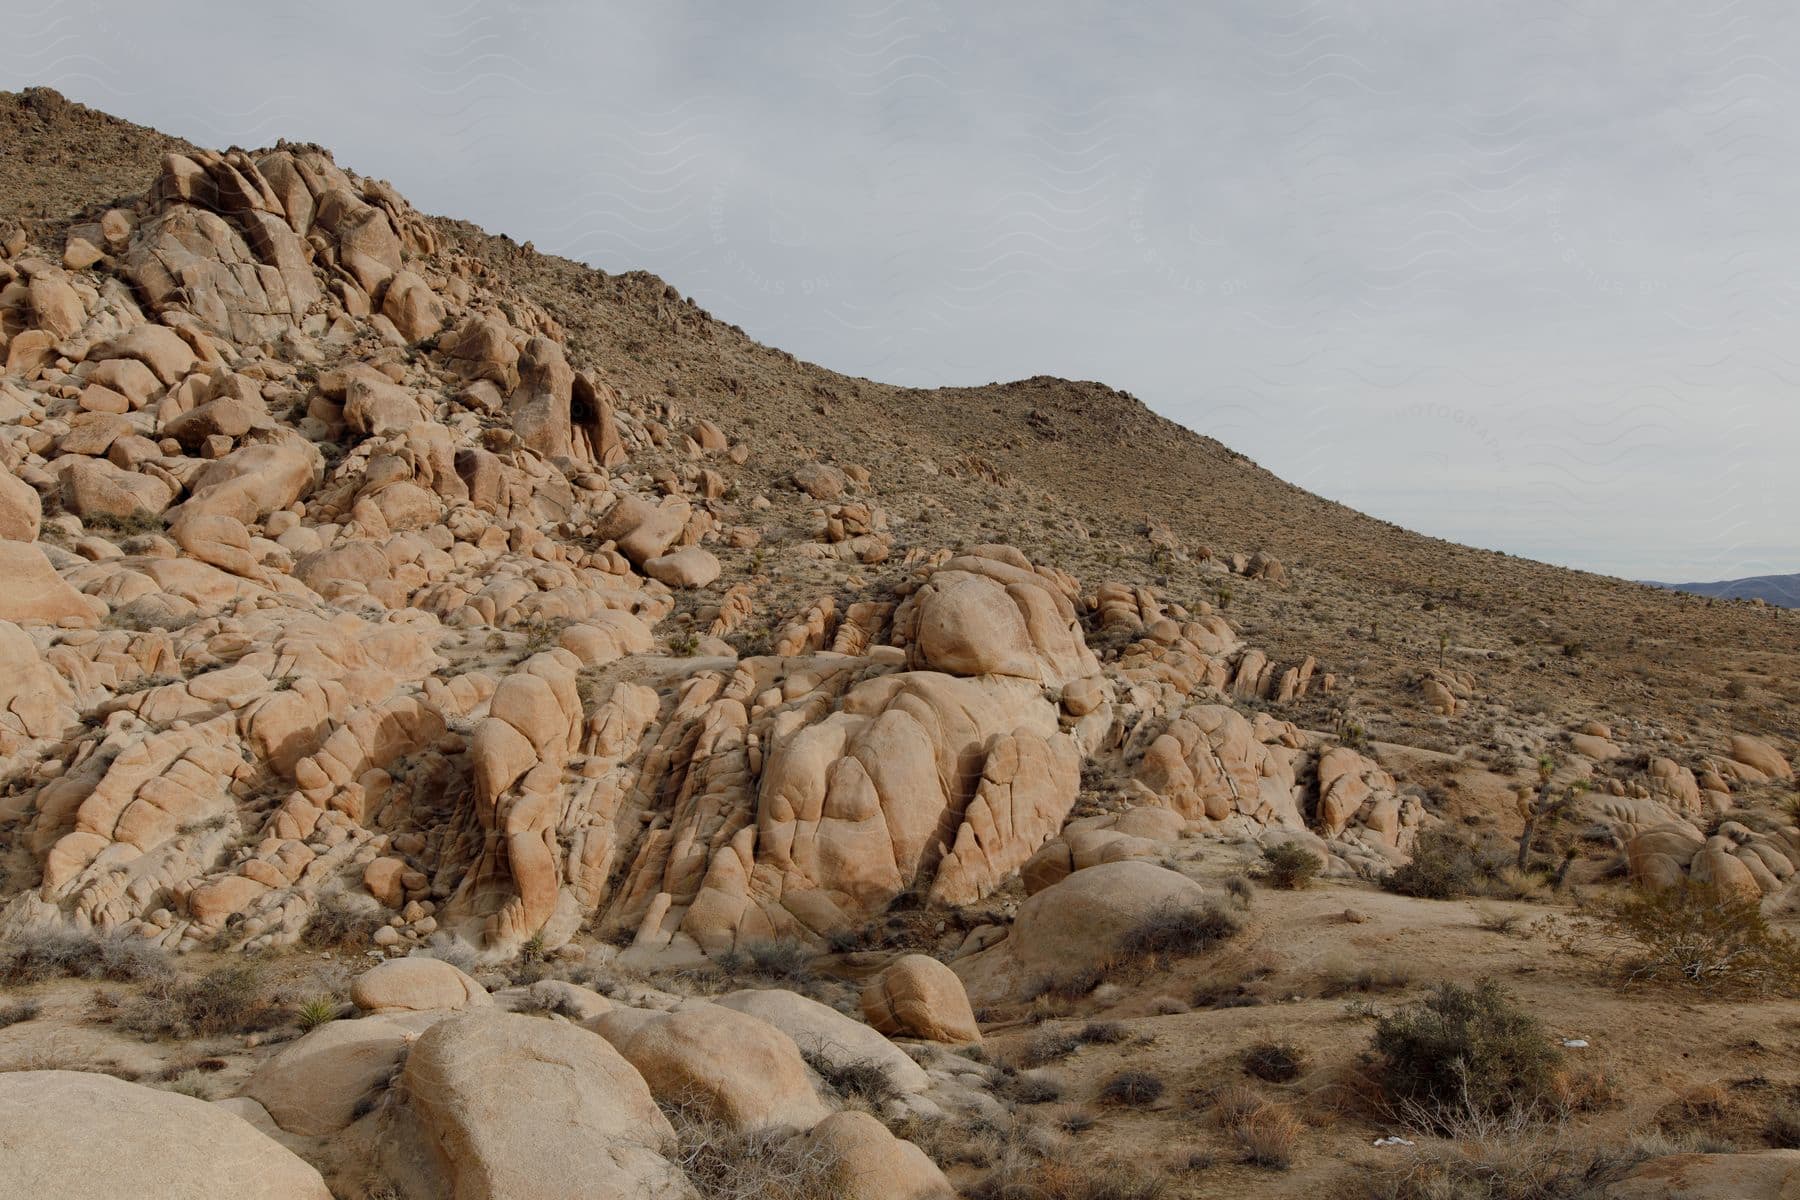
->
(1516, 755), (1588, 876)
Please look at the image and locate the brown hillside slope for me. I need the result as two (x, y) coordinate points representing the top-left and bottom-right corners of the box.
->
(3, 85), (1794, 756)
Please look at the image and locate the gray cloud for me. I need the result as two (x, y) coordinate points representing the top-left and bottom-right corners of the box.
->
(8, 0), (1796, 579)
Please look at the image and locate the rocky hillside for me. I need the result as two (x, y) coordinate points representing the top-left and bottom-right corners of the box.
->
(2, 88), (1799, 1199)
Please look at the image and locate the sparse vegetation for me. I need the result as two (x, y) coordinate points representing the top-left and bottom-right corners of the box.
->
(1382, 828), (1513, 901)
(115, 961), (286, 1040)
(1115, 901), (1238, 969)
(1233, 1102), (1301, 1168)
(1258, 842), (1321, 890)
(0, 931), (172, 987)
(802, 1053), (897, 1107)
(1582, 880), (1800, 997)
(968, 1153), (1172, 1200)
(667, 1110), (837, 1200)
(303, 894), (386, 952)
(1355, 1119), (1648, 1200)
(1078, 1020), (1130, 1045)
(715, 938), (817, 985)
(82, 510), (166, 536)
(1242, 1041), (1308, 1084)
(1017, 1028), (1084, 1068)
(1318, 958), (1413, 998)
(1371, 981), (1563, 1130)
(1225, 874), (1255, 907)
(1099, 1069), (1165, 1106)
(0, 1001), (41, 1029)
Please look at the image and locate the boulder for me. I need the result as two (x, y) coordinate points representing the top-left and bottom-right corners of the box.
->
(391, 1011), (693, 1200)
(0, 1071), (330, 1199)
(893, 546), (1099, 687)
(345, 374), (423, 437)
(613, 1005), (830, 1131)
(0, 541), (98, 626)
(162, 392), (272, 448)
(27, 272), (85, 338)
(184, 441), (320, 524)
(59, 458), (176, 521)
(596, 493), (689, 565)
(797, 1111), (957, 1200)
(381, 269), (445, 342)
(793, 461), (846, 500)
(861, 954), (982, 1045)
(956, 861), (1215, 1003)
(243, 1011), (439, 1135)
(643, 547), (720, 589)
(1729, 735), (1793, 782)
(0, 465), (41, 540)
(352, 956), (492, 1014)
(715, 988), (930, 1093)
(88, 324), (197, 385)
(0, 619), (74, 752)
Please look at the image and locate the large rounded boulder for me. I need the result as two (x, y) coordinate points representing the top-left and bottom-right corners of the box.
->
(387, 1010), (692, 1199)
(611, 1005), (830, 1131)
(0, 1070), (331, 1199)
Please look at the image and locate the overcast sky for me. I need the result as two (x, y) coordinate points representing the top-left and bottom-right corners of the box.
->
(9, 1), (1798, 580)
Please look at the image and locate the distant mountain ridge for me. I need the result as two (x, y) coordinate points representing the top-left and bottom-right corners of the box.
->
(1650, 573), (1800, 607)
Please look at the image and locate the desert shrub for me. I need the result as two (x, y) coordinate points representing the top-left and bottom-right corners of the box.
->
(414, 936), (481, 975)
(1317, 957), (1412, 998)
(1099, 1070), (1165, 1106)
(1242, 1041), (1308, 1084)
(1382, 829), (1496, 900)
(668, 1111), (837, 1200)
(512, 989), (585, 1019)
(0, 931), (172, 986)
(1473, 904), (1523, 934)
(1259, 843), (1321, 890)
(1371, 981), (1563, 1130)
(803, 1053), (897, 1107)
(519, 619), (560, 654)
(117, 962), (285, 1040)
(716, 938), (815, 984)
(303, 894), (386, 952)
(1116, 902), (1239, 968)
(83, 510), (165, 536)
(1017, 1028), (1083, 1067)
(1001, 1073), (1062, 1105)
(0, 1002), (41, 1029)
(1024, 965), (1106, 1004)
(1079, 1020), (1131, 1045)
(1225, 874), (1255, 907)
(1234, 1102), (1301, 1168)
(159, 1070), (212, 1099)
(1592, 881), (1800, 997)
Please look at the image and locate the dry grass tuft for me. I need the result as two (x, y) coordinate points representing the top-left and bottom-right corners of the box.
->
(1234, 1102), (1302, 1169)
(1243, 1041), (1309, 1084)
(1099, 1069), (1166, 1106)
(667, 1110), (837, 1200)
